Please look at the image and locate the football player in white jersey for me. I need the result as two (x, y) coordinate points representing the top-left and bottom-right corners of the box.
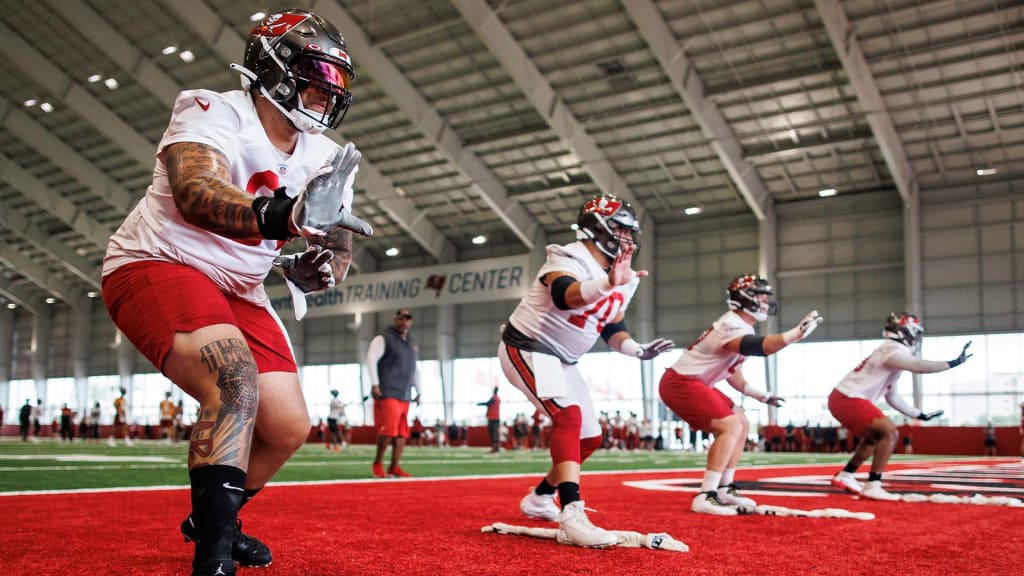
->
(100, 9), (371, 576)
(660, 275), (823, 515)
(499, 195), (674, 547)
(829, 313), (971, 500)
(327, 389), (347, 451)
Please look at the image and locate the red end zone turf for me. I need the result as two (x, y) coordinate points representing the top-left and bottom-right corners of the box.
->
(1, 460), (1021, 575)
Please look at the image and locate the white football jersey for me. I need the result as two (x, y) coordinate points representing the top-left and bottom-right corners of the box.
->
(834, 339), (947, 404)
(329, 398), (345, 420)
(508, 242), (639, 363)
(103, 89), (351, 304)
(669, 310), (754, 385)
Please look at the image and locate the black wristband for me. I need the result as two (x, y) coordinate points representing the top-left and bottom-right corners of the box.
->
(252, 195), (297, 240)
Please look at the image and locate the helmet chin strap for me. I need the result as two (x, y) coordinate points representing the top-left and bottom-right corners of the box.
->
(230, 62), (326, 135)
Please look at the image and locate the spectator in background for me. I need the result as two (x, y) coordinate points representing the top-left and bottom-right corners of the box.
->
(110, 387), (133, 447)
(327, 390), (346, 451)
(89, 402), (102, 443)
(784, 422), (796, 452)
(19, 399), (31, 442)
(478, 386), (501, 453)
(983, 421), (997, 456)
(410, 416), (425, 447)
(898, 419), (913, 454)
(31, 399), (44, 442)
(829, 312), (970, 501)
(367, 308), (420, 478)
(60, 404), (75, 442)
(159, 391), (176, 444)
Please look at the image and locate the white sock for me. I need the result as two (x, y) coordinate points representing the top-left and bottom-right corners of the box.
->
(721, 468), (736, 487)
(700, 470), (723, 493)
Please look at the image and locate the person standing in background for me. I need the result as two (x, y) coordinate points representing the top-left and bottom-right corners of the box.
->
(31, 399), (44, 442)
(19, 399), (31, 442)
(366, 308), (420, 478)
(110, 387), (133, 447)
(478, 387), (501, 453)
(327, 390), (347, 451)
(159, 392), (177, 444)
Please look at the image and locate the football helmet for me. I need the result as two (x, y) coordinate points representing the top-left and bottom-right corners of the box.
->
(238, 9), (355, 133)
(883, 312), (923, 348)
(576, 195), (641, 258)
(726, 275), (777, 321)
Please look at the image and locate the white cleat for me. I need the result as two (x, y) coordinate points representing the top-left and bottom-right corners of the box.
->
(691, 491), (739, 516)
(717, 484), (757, 509)
(861, 480), (901, 501)
(520, 489), (560, 522)
(556, 501), (619, 548)
(831, 471), (863, 495)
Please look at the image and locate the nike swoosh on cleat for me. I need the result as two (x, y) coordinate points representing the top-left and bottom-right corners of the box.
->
(194, 97), (210, 111)
(223, 482), (245, 491)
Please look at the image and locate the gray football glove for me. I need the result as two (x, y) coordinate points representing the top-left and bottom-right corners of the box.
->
(291, 143), (373, 237)
(636, 338), (675, 360)
(273, 244), (335, 293)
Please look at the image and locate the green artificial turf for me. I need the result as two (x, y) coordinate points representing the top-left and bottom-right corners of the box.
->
(0, 438), (942, 493)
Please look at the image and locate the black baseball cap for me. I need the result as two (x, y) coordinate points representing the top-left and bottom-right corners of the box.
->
(396, 309), (413, 319)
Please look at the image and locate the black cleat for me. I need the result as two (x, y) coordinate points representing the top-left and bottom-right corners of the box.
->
(191, 559), (237, 576)
(182, 516), (273, 568)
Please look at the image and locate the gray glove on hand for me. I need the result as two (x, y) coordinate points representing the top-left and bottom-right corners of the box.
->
(917, 409), (943, 421)
(765, 395), (785, 407)
(636, 338), (675, 360)
(273, 244), (335, 293)
(784, 310), (823, 343)
(292, 143), (373, 237)
(947, 341), (972, 368)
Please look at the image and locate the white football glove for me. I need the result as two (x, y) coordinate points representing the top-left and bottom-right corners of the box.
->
(273, 244), (335, 293)
(783, 310), (823, 343)
(291, 143), (373, 237)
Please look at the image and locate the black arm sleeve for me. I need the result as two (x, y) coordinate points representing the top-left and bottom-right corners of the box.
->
(738, 335), (767, 356)
(549, 275), (576, 311)
(600, 320), (629, 344)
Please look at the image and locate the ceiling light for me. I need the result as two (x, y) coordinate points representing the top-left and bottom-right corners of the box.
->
(23, 98), (37, 107)
(975, 168), (997, 176)
(179, 50), (195, 63)
(385, 247), (400, 257)
(87, 291), (99, 298)
(104, 78), (119, 90)
(471, 235), (487, 245)
(818, 188), (837, 197)
(684, 206), (703, 216)
(250, 12), (267, 22)
(162, 45), (177, 55)
(6, 303), (15, 309)
(39, 102), (53, 113)
(45, 297), (56, 304)
(87, 74), (102, 83)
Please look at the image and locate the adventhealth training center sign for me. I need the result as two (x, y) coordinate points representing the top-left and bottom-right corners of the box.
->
(269, 254), (530, 317)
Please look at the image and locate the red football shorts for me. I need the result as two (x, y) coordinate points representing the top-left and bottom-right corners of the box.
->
(102, 261), (296, 374)
(659, 370), (735, 432)
(828, 389), (884, 436)
(374, 398), (410, 438)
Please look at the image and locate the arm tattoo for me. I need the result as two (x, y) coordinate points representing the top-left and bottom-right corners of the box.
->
(309, 227), (353, 282)
(166, 142), (263, 240)
(189, 338), (259, 469)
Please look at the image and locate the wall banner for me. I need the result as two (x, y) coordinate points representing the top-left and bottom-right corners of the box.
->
(268, 254), (531, 317)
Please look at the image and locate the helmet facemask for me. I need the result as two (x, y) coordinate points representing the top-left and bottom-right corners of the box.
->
(726, 275), (778, 322)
